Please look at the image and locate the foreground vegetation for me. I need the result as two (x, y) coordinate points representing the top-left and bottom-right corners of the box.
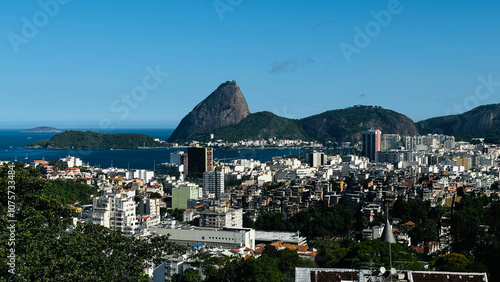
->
(244, 193), (500, 279)
(190, 245), (315, 282)
(0, 164), (184, 280)
(2, 163), (499, 280)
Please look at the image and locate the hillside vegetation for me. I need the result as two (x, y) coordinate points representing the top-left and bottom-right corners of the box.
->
(27, 130), (167, 149)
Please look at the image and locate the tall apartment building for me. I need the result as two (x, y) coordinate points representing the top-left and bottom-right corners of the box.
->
(172, 184), (202, 210)
(444, 137), (455, 149)
(362, 130), (381, 161)
(199, 207), (243, 228)
(170, 151), (188, 166)
(203, 171), (225, 198)
(60, 155), (83, 168)
(140, 198), (160, 216)
(402, 136), (424, 150)
(92, 191), (138, 236)
(139, 198), (161, 227)
(187, 146), (213, 177)
(305, 150), (326, 168)
(131, 169), (154, 183)
(381, 134), (401, 150)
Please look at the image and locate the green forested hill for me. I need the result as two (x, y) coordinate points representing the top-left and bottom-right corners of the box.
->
(194, 111), (309, 142)
(416, 104), (500, 142)
(190, 106), (419, 143)
(299, 105), (419, 142)
(26, 130), (168, 149)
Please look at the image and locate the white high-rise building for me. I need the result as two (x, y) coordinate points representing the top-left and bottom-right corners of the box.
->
(381, 134), (401, 150)
(92, 196), (112, 228)
(132, 169), (154, 183)
(203, 171), (225, 198)
(305, 151), (326, 168)
(199, 207), (243, 228)
(92, 191), (138, 236)
(60, 155), (83, 168)
(140, 198), (160, 216)
(139, 198), (161, 227)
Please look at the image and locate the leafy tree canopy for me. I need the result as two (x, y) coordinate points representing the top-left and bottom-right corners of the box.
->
(0, 164), (185, 280)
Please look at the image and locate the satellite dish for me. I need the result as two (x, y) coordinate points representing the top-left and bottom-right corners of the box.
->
(379, 267), (386, 274)
(390, 268), (397, 275)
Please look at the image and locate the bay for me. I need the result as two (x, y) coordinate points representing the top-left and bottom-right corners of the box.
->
(0, 129), (313, 169)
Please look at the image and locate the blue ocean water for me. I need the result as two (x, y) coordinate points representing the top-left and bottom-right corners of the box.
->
(0, 129), (308, 169)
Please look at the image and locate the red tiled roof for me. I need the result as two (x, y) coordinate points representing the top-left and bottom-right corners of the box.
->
(296, 245), (309, 252)
(412, 246), (424, 253)
(270, 241), (283, 248)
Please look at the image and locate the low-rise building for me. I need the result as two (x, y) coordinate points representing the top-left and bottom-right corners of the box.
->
(150, 225), (255, 250)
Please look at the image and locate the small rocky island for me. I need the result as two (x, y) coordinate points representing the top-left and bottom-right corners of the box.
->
(22, 126), (62, 133)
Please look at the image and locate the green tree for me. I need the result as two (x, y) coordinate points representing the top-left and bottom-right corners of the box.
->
(432, 253), (472, 272)
(181, 269), (202, 282)
(253, 204), (356, 239)
(150, 192), (162, 199)
(44, 178), (98, 205)
(450, 196), (489, 253)
(409, 218), (438, 244)
(0, 164), (185, 280)
(392, 198), (444, 246)
(314, 238), (421, 270)
(168, 208), (184, 221)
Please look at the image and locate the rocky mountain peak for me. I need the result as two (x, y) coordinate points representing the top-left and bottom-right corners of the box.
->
(168, 81), (250, 142)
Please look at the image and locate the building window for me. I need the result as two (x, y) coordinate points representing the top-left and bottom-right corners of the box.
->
(202, 236), (205, 240)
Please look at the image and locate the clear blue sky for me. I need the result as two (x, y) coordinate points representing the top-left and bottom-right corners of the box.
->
(1, 0), (499, 129)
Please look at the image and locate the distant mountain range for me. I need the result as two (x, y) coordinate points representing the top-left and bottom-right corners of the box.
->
(168, 81), (500, 143)
(26, 82), (500, 148)
(169, 81), (418, 143)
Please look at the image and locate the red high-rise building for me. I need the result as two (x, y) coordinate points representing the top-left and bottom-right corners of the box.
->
(362, 129), (381, 161)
